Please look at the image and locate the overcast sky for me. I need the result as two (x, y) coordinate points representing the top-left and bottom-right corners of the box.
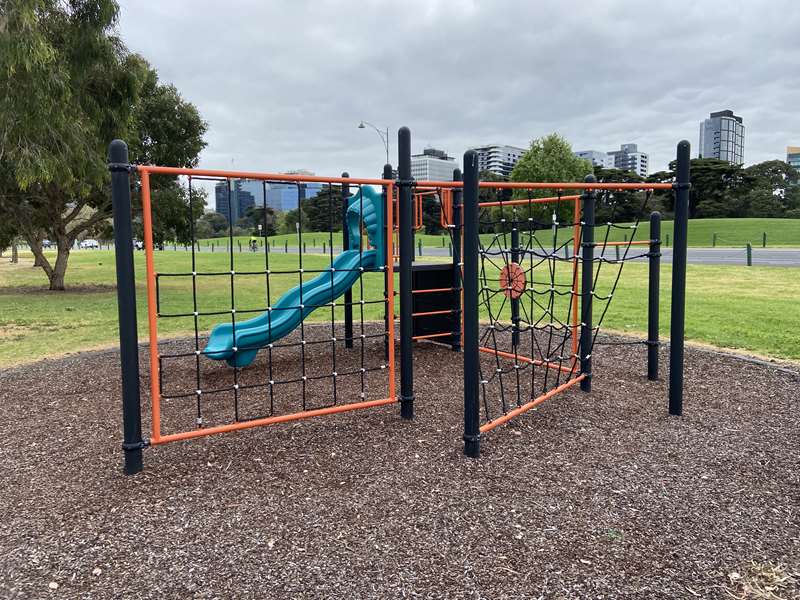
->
(116, 0), (799, 181)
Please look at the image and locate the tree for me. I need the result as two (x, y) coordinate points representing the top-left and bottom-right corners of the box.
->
(476, 170), (508, 234)
(0, 0), (206, 289)
(0, 0), (146, 289)
(654, 158), (753, 218)
(195, 212), (230, 239)
(283, 186), (344, 233)
(0, 220), (17, 259)
(420, 192), (444, 235)
(511, 134), (593, 188)
(510, 134), (593, 224)
(128, 67), (207, 246)
(741, 160), (800, 218)
(645, 170), (675, 217)
(132, 182), (206, 246)
(592, 166), (647, 223)
(237, 205), (278, 237)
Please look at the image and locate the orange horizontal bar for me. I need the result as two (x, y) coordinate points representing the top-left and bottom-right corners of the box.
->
(137, 165), (673, 191)
(412, 332), (453, 340)
(411, 287), (456, 294)
(150, 397), (396, 445)
(479, 194), (580, 208)
(412, 309), (457, 317)
(416, 180), (673, 190)
(480, 374), (586, 433)
(478, 346), (575, 374)
(602, 240), (651, 246)
(137, 165), (391, 187)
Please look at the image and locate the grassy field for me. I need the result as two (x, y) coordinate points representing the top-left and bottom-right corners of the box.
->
(1, 248), (798, 367)
(198, 217), (799, 251)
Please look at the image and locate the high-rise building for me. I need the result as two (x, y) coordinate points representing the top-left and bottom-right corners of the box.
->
(214, 180), (255, 224)
(265, 181), (322, 212)
(239, 180), (266, 208)
(574, 150), (614, 169)
(468, 144), (525, 178)
(787, 146), (800, 170)
(410, 147), (458, 181)
(606, 143), (649, 177)
(699, 110), (744, 164)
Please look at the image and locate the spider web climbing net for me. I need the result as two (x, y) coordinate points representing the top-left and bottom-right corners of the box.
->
(475, 187), (655, 429)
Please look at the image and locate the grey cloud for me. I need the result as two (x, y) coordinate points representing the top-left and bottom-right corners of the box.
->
(118, 0), (800, 182)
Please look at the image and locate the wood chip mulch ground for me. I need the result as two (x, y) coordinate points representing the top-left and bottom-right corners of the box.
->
(1, 330), (798, 599)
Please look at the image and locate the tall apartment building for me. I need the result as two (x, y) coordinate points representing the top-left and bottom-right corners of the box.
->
(787, 146), (800, 170)
(699, 110), (744, 164)
(575, 144), (649, 176)
(468, 144), (525, 178)
(410, 147), (458, 181)
(574, 150), (614, 169)
(607, 143), (649, 177)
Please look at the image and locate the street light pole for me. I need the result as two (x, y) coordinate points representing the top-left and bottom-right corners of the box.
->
(358, 120), (390, 165)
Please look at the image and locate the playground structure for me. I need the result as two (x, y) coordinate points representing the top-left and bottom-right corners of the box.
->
(110, 129), (691, 474)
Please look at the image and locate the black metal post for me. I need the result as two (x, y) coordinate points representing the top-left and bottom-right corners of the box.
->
(383, 163), (393, 360)
(398, 127), (414, 420)
(462, 150), (480, 458)
(510, 210), (520, 348)
(342, 172), (353, 349)
(669, 140), (691, 416)
(109, 140), (144, 475)
(647, 211), (662, 381)
(451, 168), (463, 351)
(579, 177), (597, 393)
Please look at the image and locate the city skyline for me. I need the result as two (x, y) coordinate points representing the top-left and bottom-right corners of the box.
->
(116, 1), (798, 181)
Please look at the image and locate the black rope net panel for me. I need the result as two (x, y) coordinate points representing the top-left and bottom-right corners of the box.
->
(145, 172), (394, 443)
(475, 187), (654, 431)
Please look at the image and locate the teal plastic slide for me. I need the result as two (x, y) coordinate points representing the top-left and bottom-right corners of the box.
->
(204, 185), (385, 368)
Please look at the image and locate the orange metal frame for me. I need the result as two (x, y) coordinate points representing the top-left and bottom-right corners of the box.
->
(139, 167), (662, 445)
(438, 181), (663, 431)
(137, 165), (397, 446)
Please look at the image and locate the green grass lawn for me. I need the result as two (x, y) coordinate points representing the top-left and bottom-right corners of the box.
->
(198, 217), (799, 251)
(1, 248), (798, 367)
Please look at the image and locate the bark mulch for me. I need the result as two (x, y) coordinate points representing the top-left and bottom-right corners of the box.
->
(0, 329), (798, 599)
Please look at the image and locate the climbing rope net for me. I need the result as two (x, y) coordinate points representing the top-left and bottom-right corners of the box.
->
(137, 166), (396, 445)
(473, 187), (655, 430)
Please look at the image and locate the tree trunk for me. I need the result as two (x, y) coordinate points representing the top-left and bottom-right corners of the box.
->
(11, 242), (18, 264)
(48, 243), (70, 291)
(26, 236), (56, 285)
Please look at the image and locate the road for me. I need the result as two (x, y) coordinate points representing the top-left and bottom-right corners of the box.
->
(106, 243), (800, 267)
(402, 246), (799, 267)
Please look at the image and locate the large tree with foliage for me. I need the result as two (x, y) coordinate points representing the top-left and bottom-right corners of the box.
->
(592, 166), (648, 224)
(509, 134), (593, 224)
(647, 158), (800, 219)
(283, 185), (344, 234)
(0, 0), (206, 289)
(741, 160), (800, 218)
(194, 212), (229, 239)
(237, 205), (278, 237)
